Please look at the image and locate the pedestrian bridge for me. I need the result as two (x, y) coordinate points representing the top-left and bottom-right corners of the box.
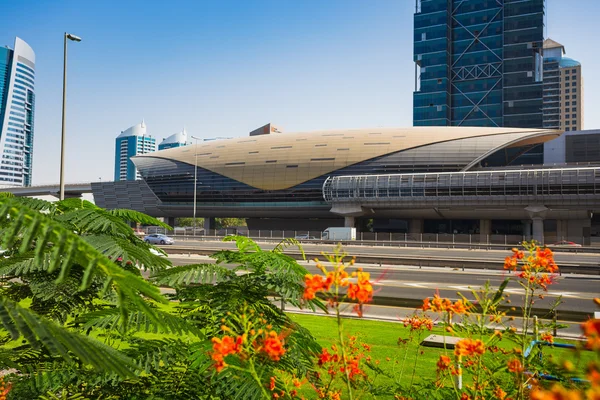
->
(323, 166), (600, 208)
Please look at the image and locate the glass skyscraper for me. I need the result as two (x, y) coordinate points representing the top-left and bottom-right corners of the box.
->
(114, 121), (156, 181)
(0, 37), (35, 186)
(413, 0), (545, 128)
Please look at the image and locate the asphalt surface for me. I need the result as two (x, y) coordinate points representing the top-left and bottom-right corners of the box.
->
(168, 239), (600, 268)
(168, 254), (600, 316)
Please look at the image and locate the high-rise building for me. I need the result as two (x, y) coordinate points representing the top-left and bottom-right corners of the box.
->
(542, 38), (583, 132)
(114, 121), (156, 181)
(158, 128), (191, 151)
(413, 0), (545, 128)
(0, 37), (35, 186)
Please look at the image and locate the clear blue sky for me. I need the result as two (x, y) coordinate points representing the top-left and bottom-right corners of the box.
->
(1, 0), (598, 184)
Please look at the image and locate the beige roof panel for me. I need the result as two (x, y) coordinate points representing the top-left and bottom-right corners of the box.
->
(135, 127), (561, 190)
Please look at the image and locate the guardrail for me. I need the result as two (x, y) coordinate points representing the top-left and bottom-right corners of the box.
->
(155, 234), (600, 254)
(159, 245), (600, 275)
(144, 227), (600, 251)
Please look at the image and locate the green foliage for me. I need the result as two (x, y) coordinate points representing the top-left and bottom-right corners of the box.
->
(175, 217), (204, 227)
(215, 217), (246, 228)
(0, 197), (320, 399)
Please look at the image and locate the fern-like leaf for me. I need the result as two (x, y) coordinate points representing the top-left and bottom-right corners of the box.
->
(76, 307), (204, 337)
(83, 235), (171, 271)
(107, 209), (171, 229)
(0, 297), (137, 377)
(151, 263), (235, 287)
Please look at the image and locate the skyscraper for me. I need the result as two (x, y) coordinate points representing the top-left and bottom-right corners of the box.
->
(0, 37), (35, 186)
(114, 121), (156, 181)
(542, 38), (583, 132)
(158, 128), (191, 151)
(413, 0), (545, 128)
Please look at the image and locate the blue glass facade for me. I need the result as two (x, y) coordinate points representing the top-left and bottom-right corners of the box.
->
(114, 124), (156, 181)
(158, 141), (186, 151)
(413, 0), (545, 128)
(0, 38), (35, 186)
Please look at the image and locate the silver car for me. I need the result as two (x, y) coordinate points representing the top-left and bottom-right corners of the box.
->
(143, 234), (174, 245)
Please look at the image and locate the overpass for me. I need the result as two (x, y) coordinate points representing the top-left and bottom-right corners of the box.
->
(0, 182), (93, 198)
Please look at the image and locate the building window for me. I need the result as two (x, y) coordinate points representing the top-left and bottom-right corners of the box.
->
(421, 32), (426, 40)
(565, 82), (570, 87)
(573, 101), (577, 105)
(565, 76), (570, 81)
(565, 89), (570, 93)
(572, 75), (577, 80)
(572, 88), (577, 93)
(436, 105), (442, 112)
(565, 101), (570, 106)
(565, 108), (570, 112)
(573, 95), (577, 99)
(565, 121), (570, 125)
(572, 114), (577, 119)
(572, 69), (577, 73)
(565, 127), (570, 131)
(565, 95), (570, 99)
(572, 108), (577, 112)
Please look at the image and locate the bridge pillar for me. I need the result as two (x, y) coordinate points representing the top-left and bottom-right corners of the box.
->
(525, 205), (548, 245)
(532, 218), (544, 245)
(479, 219), (491, 244)
(344, 216), (355, 228)
(409, 219), (423, 234)
(204, 217), (216, 231)
(557, 219), (568, 241)
(165, 217), (176, 230)
(522, 220), (532, 241)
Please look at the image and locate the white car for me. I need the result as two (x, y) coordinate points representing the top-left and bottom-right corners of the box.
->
(143, 234), (174, 245)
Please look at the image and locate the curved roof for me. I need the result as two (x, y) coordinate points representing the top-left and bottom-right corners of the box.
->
(14, 37), (35, 65)
(559, 57), (581, 68)
(118, 120), (147, 138)
(161, 128), (188, 145)
(134, 127), (561, 190)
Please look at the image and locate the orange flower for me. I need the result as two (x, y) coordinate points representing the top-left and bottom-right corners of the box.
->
(303, 274), (332, 300)
(504, 255), (518, 271)
(262, 331), (286, 361)
(530, 384), (582, 400)
(269, 376), (276, 391)
(541, 332), (554, 344)
(581, 319), (600, 350)
(507, 358), (523, 373)
(460, 393), (471, 400)
(210, 335), (243, 371)
(493, 386), (507, 400)
(450, 300), (470, 315)
(347, 269), (373, 304)
(404, 315), (434, 331)
(318, 348), (332, 366)
(436, 355), (452, 371)
(454, 339), (485, 357)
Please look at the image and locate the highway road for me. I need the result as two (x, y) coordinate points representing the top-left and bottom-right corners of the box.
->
(167, 253), (600, 318)
(166, 239), (600, 270)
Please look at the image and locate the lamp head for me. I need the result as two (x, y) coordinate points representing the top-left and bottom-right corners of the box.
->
(66, 33), (82, 42)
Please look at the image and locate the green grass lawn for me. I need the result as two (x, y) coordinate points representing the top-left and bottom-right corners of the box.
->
(287, 312), (595, 398)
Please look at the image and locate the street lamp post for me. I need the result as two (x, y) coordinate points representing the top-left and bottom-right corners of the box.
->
(190, 135), (201, 235)
(59, 32), (82, 201)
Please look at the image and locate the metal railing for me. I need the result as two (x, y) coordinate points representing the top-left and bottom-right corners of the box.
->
(141, 226), (599, 249)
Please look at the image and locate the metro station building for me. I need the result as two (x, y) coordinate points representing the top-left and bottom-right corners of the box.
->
(92, 126), (600, 244)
